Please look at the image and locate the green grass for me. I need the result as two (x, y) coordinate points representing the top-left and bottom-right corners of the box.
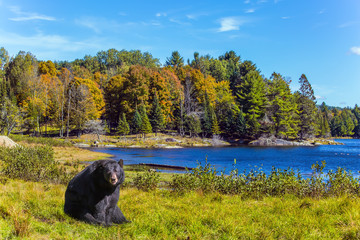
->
(1, 179), (360, 239)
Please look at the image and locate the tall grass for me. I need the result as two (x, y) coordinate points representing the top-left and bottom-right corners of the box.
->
(9, 134), (72, 147)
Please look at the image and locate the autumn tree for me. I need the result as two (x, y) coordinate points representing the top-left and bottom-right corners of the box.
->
(0, 97), (22, 135)
(5, 51), (38, 104)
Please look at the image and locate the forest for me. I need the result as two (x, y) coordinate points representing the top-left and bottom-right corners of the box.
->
(0, 47), (359, 139)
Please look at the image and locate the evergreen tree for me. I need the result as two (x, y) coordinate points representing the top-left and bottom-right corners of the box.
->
(139, 104), (152, 135)
(149, 92), (164, 134)
(318, 102), (331, 137)
(165, 51), (184, 68)
(353, 105), (360, 137)
(131, 107), (142, 134)
(184, 113), (202, 137)
(202, 92), (218, 136)
(267, 73), (299, 139)
(237, 70), (266, 136)
(234, 110), (246, 136)
(296, 74), (318, 139)
(117, 113), (130, 135)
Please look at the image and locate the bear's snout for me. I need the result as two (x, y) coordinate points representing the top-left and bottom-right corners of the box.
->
(110, 173), (118, 184)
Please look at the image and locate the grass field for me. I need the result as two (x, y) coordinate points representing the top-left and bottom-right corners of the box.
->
(1, 139), (360, 239)
(1, 179), (360, 239)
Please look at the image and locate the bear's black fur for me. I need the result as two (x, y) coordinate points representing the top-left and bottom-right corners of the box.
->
(64, 159), (129, 226)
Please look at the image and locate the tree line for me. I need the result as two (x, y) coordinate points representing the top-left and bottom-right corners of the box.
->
(0, 47), (359, 139)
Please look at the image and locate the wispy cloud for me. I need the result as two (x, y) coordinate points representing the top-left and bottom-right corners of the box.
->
(281, 16), (290, 20)
(217, 17), (248, 32)
(316, 95), (327, 101)
(339, 21), (358, 28)
(8, 6), (56, 21)
(244, 0), (251, 3)
(75, 17), (102, 33)
(318, 9), (325, 14)
(350, 46), (360, 55)
(75, 17), (137, 34)
(245, 9), (255, 13)
(156, 12), (167, 17)
(186, 12), (209, 20)
(169, 18), (191, 26)
(0, 30), (101, 55)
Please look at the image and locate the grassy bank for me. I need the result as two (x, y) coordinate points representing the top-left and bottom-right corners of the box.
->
(1, 140), (360, 239)
(1, 179), (360, 239)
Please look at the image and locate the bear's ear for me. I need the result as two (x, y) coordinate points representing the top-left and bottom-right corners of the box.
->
(93, 160), (105, 169)
(119, 159), (124, 168)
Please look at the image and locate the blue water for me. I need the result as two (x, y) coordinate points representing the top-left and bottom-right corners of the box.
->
(90, 139), (360, 176)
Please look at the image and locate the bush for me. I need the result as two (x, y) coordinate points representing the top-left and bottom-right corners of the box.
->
(133, 169), (160, 191)
(0, 145), (73, 184)
(169, 160), (360, 198)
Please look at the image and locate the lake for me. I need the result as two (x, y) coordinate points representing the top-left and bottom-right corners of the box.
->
(90, 139), (360, 176)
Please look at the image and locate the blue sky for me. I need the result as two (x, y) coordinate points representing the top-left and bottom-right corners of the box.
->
(0, 0), (359, 107)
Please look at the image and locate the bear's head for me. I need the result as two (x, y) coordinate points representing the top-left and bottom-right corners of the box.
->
(98, 160), (125, 186)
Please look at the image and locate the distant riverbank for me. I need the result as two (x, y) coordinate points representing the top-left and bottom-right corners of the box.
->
(71, 133), (342, 149)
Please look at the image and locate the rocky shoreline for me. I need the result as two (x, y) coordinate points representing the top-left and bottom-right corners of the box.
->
(72, 136), (343, 149)
(248, 137), (343, 147)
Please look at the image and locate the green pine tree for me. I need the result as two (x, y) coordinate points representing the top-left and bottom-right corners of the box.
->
(131, 107), (142, 134)
(202, 92), (218, 136)
(149, 92), (164, 135)
(185, 114), (202, 137)
(117, 113), (130, 136)
(237, 70), (266, 136)
(139, 104), (152, 137)
(268, 73), (299, 139)
(234, 110), (246, 136)
(297, 74), (318, 139)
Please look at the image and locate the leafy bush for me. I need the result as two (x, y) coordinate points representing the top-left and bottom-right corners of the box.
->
(0, 145), (74, 184)
(133, 169), (160, 191)
(169, 160), (360, 198)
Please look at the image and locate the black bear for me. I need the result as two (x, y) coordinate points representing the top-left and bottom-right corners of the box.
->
(64, 159), (129, 226)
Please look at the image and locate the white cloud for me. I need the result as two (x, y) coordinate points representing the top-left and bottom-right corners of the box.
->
(245, 9), (255, 13)
(281, 16), (290, 20)
(75, 17), (102, 33)
(217, 17), (247, 32)
(350, 46), (360, 55)
(0, 29), (101, 58)
(318, 9), (325, 14)
(8, 6), (56, 21)
(244, 0), (251, 3)
(339, 21), (358, 28)
(156, 12), (167, 17)
(315, 95), (327, 101)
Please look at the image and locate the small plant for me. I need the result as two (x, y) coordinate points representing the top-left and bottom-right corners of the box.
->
(133, 169), (160, 191)
(12, 212), (31, 238)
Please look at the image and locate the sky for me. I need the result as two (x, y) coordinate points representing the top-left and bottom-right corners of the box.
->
(0, 0), (359, 107)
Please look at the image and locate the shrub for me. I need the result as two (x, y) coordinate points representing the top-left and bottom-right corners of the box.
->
(169, 160), (360, 199)
(133, 169), (160, 191)
(0, 145), (74, 184)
